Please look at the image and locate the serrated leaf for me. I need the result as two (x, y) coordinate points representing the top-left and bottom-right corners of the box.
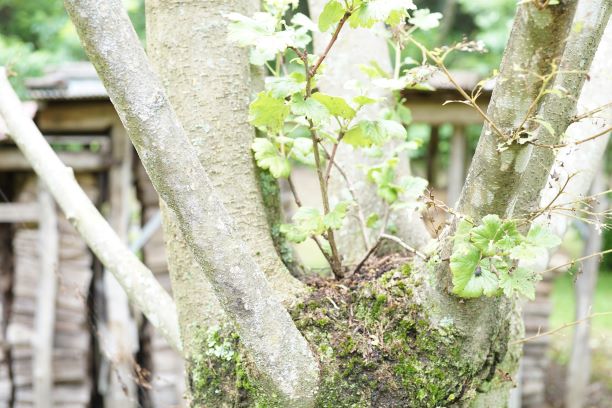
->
(318, 0), (345, 32)
(499, 267), (540, 300)
(266, 75), (305, 98)
(408, 9), (443, 31)
(509, 243), (547, 261)
(252, 138), (291, 178)
(291, 13), (318, 32)
(289, 137), (314, 165)
(470, 214), (502, 253)
(450, 244), (481, 294)
(354, 95), (378, 107)
(350, 0), (416, 27)
(343, 119), (406, 147)
(396, 104), (412, 124)
(526, 224), (561, 249)
(280, 224), (310, 243)
(312, 93), (356, 119)
(454, 219), (473, 248)
(323, 201), (352, 230)
(281, 206), (326, 243)
(249, 92), (290, 133)
(291, 96), (330, 125)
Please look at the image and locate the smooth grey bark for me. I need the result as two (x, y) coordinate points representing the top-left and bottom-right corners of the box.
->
(145, 0), (307, 400)
(0, 68), (181, 353)
(428, 2), (591, 405)
(63, 1), (319, 405)
(457, 1), (580, 221)
(513, 0), (612, 219)
(308, 0), (432, 266)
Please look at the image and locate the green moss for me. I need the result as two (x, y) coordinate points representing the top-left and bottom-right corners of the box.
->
(188, 263), (515, 407)
(290, 266), (512, 407)
(256, 167), (299, 273)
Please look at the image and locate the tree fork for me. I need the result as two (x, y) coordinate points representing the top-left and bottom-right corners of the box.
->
(63, 0), (319, 405)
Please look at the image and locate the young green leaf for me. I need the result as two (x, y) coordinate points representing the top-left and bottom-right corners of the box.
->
(266, 74), (305, 98)
(312, 93), (356, 119)
(450, 244), (481, 294)
(499, 267), (540, 300)
(470, 214), (503, 253)
(526, 224), (561, 249)
(366, 213), (380, 228)
(323, 201), (352, 230)
(252, 138), (291, 178)
(280, 206), (326, 243)
(249, 92), (290, 134)
(291, 95), (331, 125)
(318, 1), (346, 32)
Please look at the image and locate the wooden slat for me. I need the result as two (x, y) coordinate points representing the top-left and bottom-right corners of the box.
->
(0, 149), (110, 172)
(0, 203), (39, 223)
(32, 183), (59, 408)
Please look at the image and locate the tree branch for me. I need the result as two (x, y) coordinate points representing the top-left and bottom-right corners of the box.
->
(62, 0), (318, 403)
(0, 68), (182, 353)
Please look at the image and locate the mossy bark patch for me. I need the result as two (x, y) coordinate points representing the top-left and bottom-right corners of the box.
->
(189, 259), (515, 407)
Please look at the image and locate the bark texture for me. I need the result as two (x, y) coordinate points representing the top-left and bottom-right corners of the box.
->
(457, 0), (579, 220)
(63, 1), (319, 405)
(145, 0), (304, 305)
(0, 68), (181, 353)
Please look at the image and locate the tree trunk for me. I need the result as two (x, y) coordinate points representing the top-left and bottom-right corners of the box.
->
(64, 0), (319, 405)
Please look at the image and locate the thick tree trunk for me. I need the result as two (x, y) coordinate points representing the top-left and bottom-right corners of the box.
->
(63, 1), (319, 405)
(144, 0), (308, 401)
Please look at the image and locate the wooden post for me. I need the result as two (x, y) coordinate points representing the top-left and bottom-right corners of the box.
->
(447, 125), (467, 207)
(102, 124), (138, 407)
(565, 169), (608, 408)
(33, 181), (59, 407)
(426, 126), (440, 187)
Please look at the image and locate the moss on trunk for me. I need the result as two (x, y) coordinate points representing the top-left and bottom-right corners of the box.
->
(189, 260), (519, 407)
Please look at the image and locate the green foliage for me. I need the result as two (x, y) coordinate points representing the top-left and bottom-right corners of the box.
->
(249, 92), (291, 134)
(252, 138), (291, 178)
(318, 0), (346, 32)
(280, 201), (352, 243)
(450, 215), (561, 300)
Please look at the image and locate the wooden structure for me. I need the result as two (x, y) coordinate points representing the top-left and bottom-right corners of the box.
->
(0, 63), (184, 407)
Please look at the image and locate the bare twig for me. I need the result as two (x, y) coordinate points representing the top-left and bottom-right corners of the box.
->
(511, 311), (612, 345)
(380, 234), (428, 260)
(309, 12), (351, 76)
(542, 248), (612, 275)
